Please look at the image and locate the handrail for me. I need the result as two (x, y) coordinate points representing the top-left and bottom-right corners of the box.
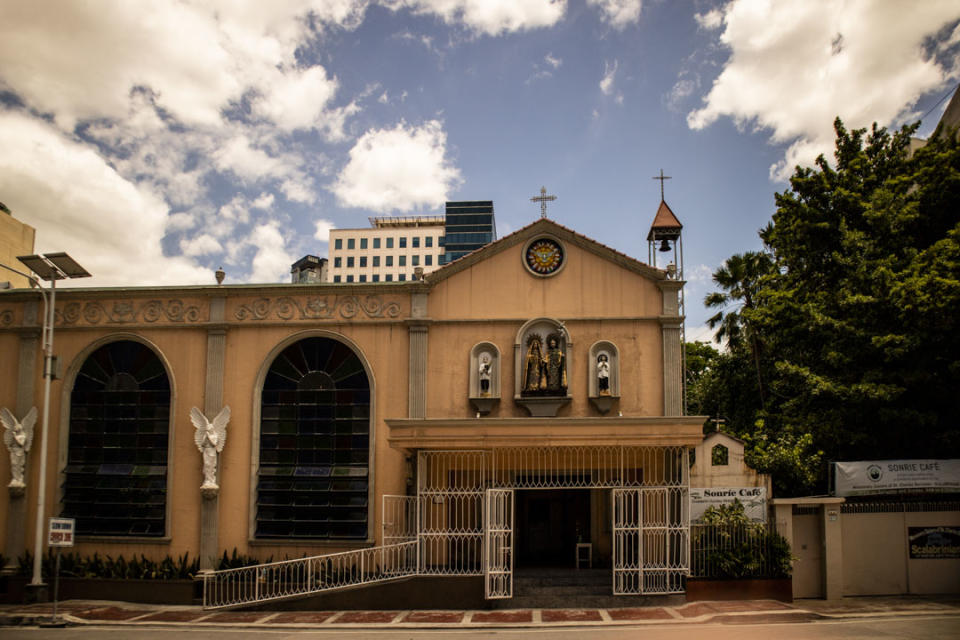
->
(203, 540), (417, 610)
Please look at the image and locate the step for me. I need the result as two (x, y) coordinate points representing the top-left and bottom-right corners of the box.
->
(493, 593), (685, 609)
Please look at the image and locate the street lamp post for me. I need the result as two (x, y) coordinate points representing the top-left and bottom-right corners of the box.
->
(3, 253), (90, 590)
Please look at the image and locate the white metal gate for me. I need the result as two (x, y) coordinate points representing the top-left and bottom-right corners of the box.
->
(612, 487), (688, 595)
(484, 489), (514, 599)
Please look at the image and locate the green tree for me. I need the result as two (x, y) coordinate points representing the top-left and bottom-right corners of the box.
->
(704, 251), (774, 406)
(757, 119), (960, 465)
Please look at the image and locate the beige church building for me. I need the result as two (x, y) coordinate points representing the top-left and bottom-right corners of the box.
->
(0, 211), (709, 606)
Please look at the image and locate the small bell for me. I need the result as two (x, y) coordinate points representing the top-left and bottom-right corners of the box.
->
(658, 238), (671, 252)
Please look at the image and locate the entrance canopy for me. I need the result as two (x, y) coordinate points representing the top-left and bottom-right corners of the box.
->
(387, 416), (704, 452)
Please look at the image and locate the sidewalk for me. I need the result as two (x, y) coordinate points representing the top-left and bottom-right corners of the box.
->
(2, 596), (959, 629)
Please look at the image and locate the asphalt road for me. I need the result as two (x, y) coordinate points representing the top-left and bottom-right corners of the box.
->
(3, 615), (960, 639)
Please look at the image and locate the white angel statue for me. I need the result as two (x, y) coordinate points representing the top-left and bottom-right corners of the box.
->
(1, 406), (37, 492)
(191, 406), (230, 490)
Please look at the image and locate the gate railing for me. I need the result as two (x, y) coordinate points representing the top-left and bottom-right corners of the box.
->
(202, 541), (417, 610)
(690, 521), (791, 579)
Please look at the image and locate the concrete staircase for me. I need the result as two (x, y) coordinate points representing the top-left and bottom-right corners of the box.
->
(495, 568), (685, 609)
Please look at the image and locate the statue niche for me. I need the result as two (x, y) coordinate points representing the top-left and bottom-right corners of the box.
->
(515, 319), (571, 417)
(521, 333), (567, 396)
(469, 342), (501, 415)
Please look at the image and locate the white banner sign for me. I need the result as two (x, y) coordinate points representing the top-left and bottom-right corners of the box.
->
(690, 487), (767, 523)
(834, 460), (960, 497)
(48, 517), (75, 547)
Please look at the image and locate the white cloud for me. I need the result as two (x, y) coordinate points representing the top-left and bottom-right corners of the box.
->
(180, 234), (224, 257)
(600, 59), (618, 95)
(687, 0), (960, 181)
(332, 120), (463, 212)
(666, 75), (698, 111)
(314, 219), (336, 243)
(528, 52), (563, 83)
(0, 112), (210, 287)
(248, 222), (294, 283)
(545, 53), (562, 69)
(588, 0), (642, 29)
(388, 0), (566, 36)
(251, 192), (276, 210)
(694, 8), (723, 31)
(686, 324), (717, 344)
(253, 66), (342, 133)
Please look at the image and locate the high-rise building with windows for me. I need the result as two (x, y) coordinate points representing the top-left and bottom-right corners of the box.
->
(324, 201), (497, 283)
(440, 200), (496, 265)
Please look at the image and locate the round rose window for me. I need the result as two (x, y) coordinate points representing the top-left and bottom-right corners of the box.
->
(525, 237), (565, 275)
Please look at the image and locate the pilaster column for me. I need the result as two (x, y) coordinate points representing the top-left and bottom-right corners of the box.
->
(4, 301), (39, 574)
(200, 297), (226, 570)
(407, 291), (429, 419)
(408, 325), (428, 419)
(657, 279), (684, 416)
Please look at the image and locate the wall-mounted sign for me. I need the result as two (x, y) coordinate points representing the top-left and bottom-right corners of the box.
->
(48, 517), (75, 547)
(834, 460), (960, 497)
(908, 526), (960, 559)
(690, 487), (766, 523)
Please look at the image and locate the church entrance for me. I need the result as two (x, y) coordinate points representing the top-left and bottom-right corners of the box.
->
(515, 489), (591, 567)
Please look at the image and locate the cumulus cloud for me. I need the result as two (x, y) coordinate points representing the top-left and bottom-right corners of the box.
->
(331, 120), (463, 212)
(314, 219), (336, 243)
(687, 0), (960, 181)
(588, 0), (643, 29)
(248, 222), (295, 283)
(694, 8), (723, 31)
(388, 0), (566, 36)
(0, 112), (210, 287)
(180, 234), (224, 257)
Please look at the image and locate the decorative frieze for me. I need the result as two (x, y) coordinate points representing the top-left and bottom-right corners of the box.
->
(234, 295), (402, 321)
(55, 300), (204, 325)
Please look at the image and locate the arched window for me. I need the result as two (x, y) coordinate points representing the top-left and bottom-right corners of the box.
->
(257, 337), (370, 540)
(711, 444), (729, 466)
(63, 340), (171, 536)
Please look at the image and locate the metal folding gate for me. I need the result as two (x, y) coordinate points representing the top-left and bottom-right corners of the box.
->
(483, 489), (514, 599)
(612, 487), (689, 595)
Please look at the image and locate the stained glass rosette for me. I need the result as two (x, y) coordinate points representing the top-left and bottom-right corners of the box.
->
(525, 238), (564, 275)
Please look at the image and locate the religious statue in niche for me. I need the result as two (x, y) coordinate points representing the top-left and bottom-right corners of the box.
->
(522, 335), (546, 394)
(1, 407), (36, 494)
(191, 406), (231, 493)
(521, 333), (567, 396)
(543, 333), (567, 394)
(479, 353), (492, 397)
(597, 353), (611, 396)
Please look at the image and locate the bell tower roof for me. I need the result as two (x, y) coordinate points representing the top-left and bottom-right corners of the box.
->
(646, 199), (683, 241)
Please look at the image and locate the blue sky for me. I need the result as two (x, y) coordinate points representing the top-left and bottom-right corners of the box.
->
(1, 1), (958, 341)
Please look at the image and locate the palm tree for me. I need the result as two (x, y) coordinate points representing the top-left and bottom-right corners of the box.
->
(704, 251), (773, 405)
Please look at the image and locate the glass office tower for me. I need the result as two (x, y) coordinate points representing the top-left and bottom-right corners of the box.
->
(441, 201), (497, 265)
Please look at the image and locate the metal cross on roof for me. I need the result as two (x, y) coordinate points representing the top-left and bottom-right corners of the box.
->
(530, 186), (557, 219)
(652, 169), (672, 201)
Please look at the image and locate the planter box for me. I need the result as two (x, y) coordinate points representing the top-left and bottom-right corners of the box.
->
(686, 577), (793, 603)
(1, 576), (198, 605)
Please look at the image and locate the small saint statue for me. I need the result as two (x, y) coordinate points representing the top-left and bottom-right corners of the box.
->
(191, 406), (231, 492)
(597, 353), (611, 396)
(1, 407), (36, 494)
(543, 333), (567, 394)
(479, 353), (492, 397)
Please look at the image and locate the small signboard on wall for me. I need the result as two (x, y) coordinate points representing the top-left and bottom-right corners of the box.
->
(48, 517), (75, 547)
(834, 459), (960, 496)
(690, 487), (767, 523)
(908, 526), (960, 559)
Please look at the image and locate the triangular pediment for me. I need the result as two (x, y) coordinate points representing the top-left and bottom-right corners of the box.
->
(425, 218), (667, 285)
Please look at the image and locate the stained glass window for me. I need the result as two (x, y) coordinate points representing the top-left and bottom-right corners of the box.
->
(63, 340), (171, 536)
(257, 337), (370, 539)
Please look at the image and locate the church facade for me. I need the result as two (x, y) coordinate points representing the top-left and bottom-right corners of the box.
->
(0, 216), (703, 603)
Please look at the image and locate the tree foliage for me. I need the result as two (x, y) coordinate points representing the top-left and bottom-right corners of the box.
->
(696, 117), (960, 496)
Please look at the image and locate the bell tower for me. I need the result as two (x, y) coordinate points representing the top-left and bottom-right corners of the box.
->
(647, 170), (686, 415)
